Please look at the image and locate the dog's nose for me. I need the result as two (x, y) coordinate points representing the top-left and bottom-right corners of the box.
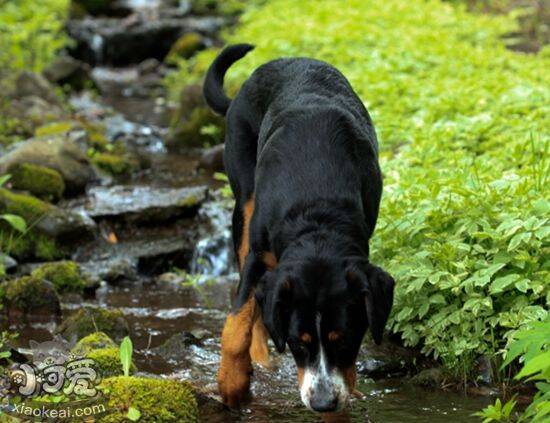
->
(309, 391), (338, 412)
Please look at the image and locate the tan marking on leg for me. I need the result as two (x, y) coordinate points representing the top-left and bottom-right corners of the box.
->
(297, 367), (305, 388)
(262, 251), (277, 270)
(300, 333), (312, 343)
(342, 365), (357, 391)
(237, 197), (254, 271)
(249, 310), (271, 368)
(328, 331), (340, 342)
(217, 296), (256, 408)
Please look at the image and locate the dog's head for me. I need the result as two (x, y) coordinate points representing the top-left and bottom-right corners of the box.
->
(255, 257), (394, 412)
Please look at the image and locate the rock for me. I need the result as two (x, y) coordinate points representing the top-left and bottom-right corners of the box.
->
(0, 188), (96, 260)
(137, 58), (161, 75)
(166, 32), (205, 61)
(0, 254), (17, 272)
(8, 163), (65, 202)
(0, 136), (97, 195)
(75, 235), (196, 276)
(98, 376), (198, 422)
(72, 0), (117, 16)
(79, 256), (138, 283)
(31, 261), (87, 294)
(2, 276), (61, 318)
(153, 331), (201, 362)
(14, 71), (62, 105)
(410, 368), (445, 388)
(56, 306), (130, 341)
(43, 56), (93, 91)
(75, 185), (207, 221)
(356, 338), (420, 378)
(91, 152), (140, 175)
(168, 83), (225, 149)
(198, 144), (224, 172)
(7, 96), (66, 138)
(168, 106), (225, 148)
(72, 331), (117, 355)
(67, 15), (225, 66)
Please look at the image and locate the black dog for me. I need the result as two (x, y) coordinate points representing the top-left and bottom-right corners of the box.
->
(204, 44), (395, 412)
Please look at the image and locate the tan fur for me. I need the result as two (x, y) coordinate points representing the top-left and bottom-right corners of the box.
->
(218, 296), (256, 408)
(237, 197), (255, 269)
(249, 312), (271, 367)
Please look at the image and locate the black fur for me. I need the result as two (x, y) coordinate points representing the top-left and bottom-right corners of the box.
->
(204, 44), (395, 374)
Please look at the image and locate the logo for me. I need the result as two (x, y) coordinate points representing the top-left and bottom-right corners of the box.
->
(0, 337), (107, 421)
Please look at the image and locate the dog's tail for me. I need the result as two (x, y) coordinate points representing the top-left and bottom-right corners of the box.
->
(203, 43), (254, 116)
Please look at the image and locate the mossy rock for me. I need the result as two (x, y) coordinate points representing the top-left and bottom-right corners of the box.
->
(87, 347), (136, 377)
(9, 163), (65, 202)
(91, 153), (139, 176)
(72, 331), (117, 355)
(2, 276), (61, 317)
(56, 307), (130, 341)
(99, 376), (198, 422)
(168, 107), (225, 148)
(31, 261), (86, 294)
(0, 187), (52, 222)
(34, 121), (76, 138)
(166, 33), (205, 61)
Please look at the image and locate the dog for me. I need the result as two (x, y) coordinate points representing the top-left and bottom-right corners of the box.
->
(203, 44), (395, 413)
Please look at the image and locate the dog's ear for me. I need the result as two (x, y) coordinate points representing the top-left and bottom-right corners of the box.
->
(346, 262), (395, 345)
(255, 270), (292, 353)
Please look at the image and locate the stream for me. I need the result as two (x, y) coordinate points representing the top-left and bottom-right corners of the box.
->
(3, 0), (494, 421)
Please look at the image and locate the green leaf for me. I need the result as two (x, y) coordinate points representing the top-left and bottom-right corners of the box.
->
(0, 214), (26, 233)
(516, 351), (550, 380)
(120, 336), (133, 377)
(0, 175), (10, 187)
(127, 406), (141, 421)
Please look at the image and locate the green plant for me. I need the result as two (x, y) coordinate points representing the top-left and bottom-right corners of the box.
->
(119, 336), (133, 377)
(0, 0), (70, 74)
(0, 175), (27, 276)
(475, 320), (550, 422)
(168, 0), (549, 381)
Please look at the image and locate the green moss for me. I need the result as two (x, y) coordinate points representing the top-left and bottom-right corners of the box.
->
(91, 153), (138, 176)
(0, 188), (51, 222)
(87, 347), (136, 377)
(99, 376), (198, 422)
(35, 121), (75, 138)
(8, 163), (65, 202)
(72, 331), (117, 355)
(0, 189), (63, 260)
(167, 33), (204, 61)
(56, 306), (130, 341)
(31, 261), (85, 294)
(169, 107), (225, 148)
(3, 276), (60, 313)
(34, 234), (62, 261)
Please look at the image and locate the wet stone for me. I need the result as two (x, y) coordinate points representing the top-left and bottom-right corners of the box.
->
(72, 185), (208, 221)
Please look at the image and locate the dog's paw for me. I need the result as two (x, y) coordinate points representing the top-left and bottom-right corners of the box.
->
(217, 364), (252, 408)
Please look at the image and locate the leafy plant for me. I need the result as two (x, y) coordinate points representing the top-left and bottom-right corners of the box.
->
(475, 320), (550, 422)
(167, 0), (549, 381)
(119, 336), (133, 377)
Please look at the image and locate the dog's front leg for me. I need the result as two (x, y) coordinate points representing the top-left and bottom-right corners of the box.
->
(218, 253), (265, 408)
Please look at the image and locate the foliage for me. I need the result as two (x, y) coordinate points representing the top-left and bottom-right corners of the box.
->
(0, 0), (70, 75)
(475, 320), (550, 422)
(119, 336), (133, 377)
(169, 0), (550, 379)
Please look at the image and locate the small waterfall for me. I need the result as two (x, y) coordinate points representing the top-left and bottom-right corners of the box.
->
(190, 194), (235, 277)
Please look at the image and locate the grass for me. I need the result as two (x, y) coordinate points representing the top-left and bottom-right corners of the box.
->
(168, 0), (549, 382)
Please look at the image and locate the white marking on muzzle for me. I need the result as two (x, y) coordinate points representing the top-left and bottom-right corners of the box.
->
(299, 340), (349, 411)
